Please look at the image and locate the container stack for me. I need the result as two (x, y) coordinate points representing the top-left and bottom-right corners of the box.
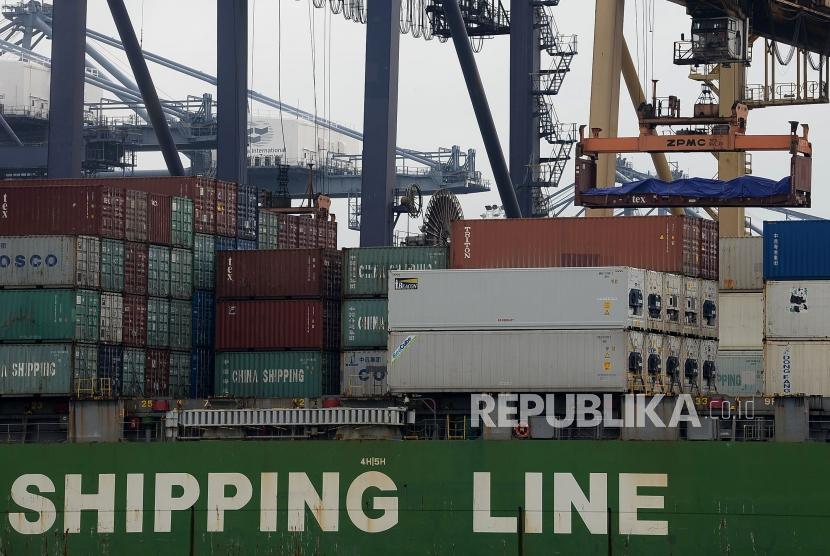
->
(716, 237), (764, 397)
(256, 210), (336, 250)
(763, 221), (830, 397)
(214, 249), (343, 399)
(340, 247), (448, 398)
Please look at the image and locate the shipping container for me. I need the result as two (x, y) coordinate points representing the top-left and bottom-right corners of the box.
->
(450, 216), (714, 278)
(122, 295), (148, 348)
(191, 290), (215, 348)
(277, 214), (298, 248)
(190, 348), (214, 398)
(765, 280), (830, 339)
(216, 249), (342, 299)
(389, 268), (648, 332)
(699, 218), (719, 280)
(764, 220), (830, 280)
(148, 245), (171, 297)
(99, 292), (124, 344)
(719, 237), (763, 291)
(237, 239), (257, 251)
(125, 189), (148, 242)
(71, 344), (98, 396)
(700, 280), (718, 339)
(681, 338), (702, 391)
(100, 239), (124, 292)
(699, 340), (718, 394)
(215, 180), (238, 238)
(121, 348), (145, 397)
(0, 185), (125, 238)
(215, 299), (340, 350)
(682, 278), (701, 338)
(662, 335), (683, 392)
(343, 247), (449, 297)
(663, 274), (684, 335)
(0, 289), (99, 342)
(643, 333), (663, 394)
(0, 236), (99, 288)
(257, 210), (279, 250)
(124, 241), (148, 295)
(716, 351), (764, 397)
(169, 300), (192, 351)
(215, 236), (237, 251)
(645, 271), (664, 332)
(193, 234), (215, 290)
(764, 341), (830, 396)
(719, 292), (763, 350)
(388, 329), (635, 393)
(97, 344), (123, 396)
(169, 351), (191, 399)
(214, 350), (339, 398)
(148, 193), (172, 246)
(145, 348), (170, 397)
(625, 330), (646, 392)
(170, 248), (193, 299)
(147, 297), (170, 348)
(0, 344), (73, 395)
(340, 350), (389, 398)
(342, 298), (388, 349)
(171, 197), (194, 249)
(236, 183), (259, 241)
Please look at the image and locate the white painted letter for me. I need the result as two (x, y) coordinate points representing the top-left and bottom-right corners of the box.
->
(154, 473), (200, 533)
(126, 474), (144, 533)
(207, 473), (253, 532)
(524, 473), (543, 534)
(9, 474), (56, 534)
(619, 473), (668, 536)
(287, 472), (339, 532)
(519, 394), (544, 425)
(576, 394), (602, 428)
(471, 394), (496, 428)
(260, 473), (278, 532)
(64, 474), (116, 533)
(473, 472), (517, 533)
(346, 471), (398, 533)
(553, 473), (607, 534)
(497, 394), (519, 427)
(669, 395), (701, 428)
(638, 395), (665, 427)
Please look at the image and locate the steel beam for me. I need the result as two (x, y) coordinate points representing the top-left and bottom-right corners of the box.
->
(0, 113), (24, 146)
(106, 0), (184, 177)
(216, 0), (248, 185)
(509, 0), (540, 217)
(444, 0), (521, 218)
(718, 64), (747, 237)
(359, 0), (402, 246)
(46, 0), (87, 177)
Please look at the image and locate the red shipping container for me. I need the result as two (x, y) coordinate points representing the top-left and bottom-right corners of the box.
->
(215, 299), (340, 350)
(124, 242), (149, 295)
(125, 189), (149, 242)
(148, 193), (172, 245)
(215, 179), (238, 237)
(216, 249), (342, 299)
(145, 348), (170, 397)
(0, 185), (125, 238)
(700, 219), (719, 280)
(123, 295), (148, 347)
(450, 216), (714, 278)
(277, 214), (299, 248)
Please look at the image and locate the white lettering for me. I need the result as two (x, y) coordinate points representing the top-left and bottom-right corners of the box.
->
(553, 473), (607, 534)
(154, 473), (200, 533)
(618, 473), (668, 536)
(125, 474), (144, 533)
(472, 472), (516, 533)
(64, 474), (116, 533)
(287, 472), (339, 532)
(260, 473), (278, 532)
(9, 474), (56, 535)
(669, 395), (701, 428)
(346, 472), (398, 533)
(524, 473), (543, 534)
(206, 473), (253, 532)
(470, 394), (496, 428)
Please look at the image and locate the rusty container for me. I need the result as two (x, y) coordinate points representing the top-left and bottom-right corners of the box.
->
(145, 348), (170, 397)
(124, 242), (148, 296)
(147, 193), (172, 246)
(215, 180), (238, 238)
(125, 190), (149, 242)
(122, 294), (148, 348)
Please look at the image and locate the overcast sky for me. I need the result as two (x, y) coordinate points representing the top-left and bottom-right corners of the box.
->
(71, 0), (830, 245)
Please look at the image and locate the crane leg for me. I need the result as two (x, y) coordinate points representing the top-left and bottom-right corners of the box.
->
(718, 64), (747, 236)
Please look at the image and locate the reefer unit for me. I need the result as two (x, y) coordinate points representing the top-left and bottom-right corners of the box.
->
(699, 340), (718, 394)
(643, 333), (664, 394)
(216, 249), (342, 299)
(342, 298), (388, 349)
(664, 274), (684, 335)
(681, 338), (702, 392)
(764, 341), (830, 396)
(388, 268), (647, 332)
(343, 247), (448, 297)
(765, 281), (830, 340)
(719, 237), (763, 291)
(0, 290), (99, 342)
(716, 351), (763, 397)
(645, 271), (665, 333)
(214, 351), (339, 398)
(0, 236), (100, 289)
(682, 278), (701, 337)
(340, 350), (389, 398)
(450, 216), (716, 279)
(662, 335), (683, 393)
(700, 280), (718, 339)
(719, 293), (763, 350)
(764, 220), (830, 280)
(625, 330), (646, 391)
(388, 330), (635, 393)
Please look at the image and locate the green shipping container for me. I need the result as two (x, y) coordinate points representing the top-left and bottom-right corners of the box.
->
(257, 210), (279, 250)
(147, 297), (170, 348)
(0, 290), (99, 342)
(0, 344), (73, 395)
(121, 348), (145, 397)
(169, 300), (192, 351)
(72, 343), (99, 394)
(171, 197), (194, 248)
(214, 351), (338, 398)
(170, 248), (193, 299)
(169, 351), (191, 398)
(193, 234), (215, 290)
(342, 298), (388, 348)
(343, 246), (448, 296)
(100, 239), (125, 292)
(148, 245), (171, 297)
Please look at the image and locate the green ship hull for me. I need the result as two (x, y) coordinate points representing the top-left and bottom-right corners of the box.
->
(1, 440), (827, 555)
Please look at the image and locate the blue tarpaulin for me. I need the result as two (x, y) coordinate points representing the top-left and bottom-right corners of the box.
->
(581, 175), (791, 198)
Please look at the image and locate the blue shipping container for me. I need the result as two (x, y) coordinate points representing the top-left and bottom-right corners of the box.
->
(764, 221), (830, 280)
(191, 290), (215, 348)
(236, 184), (259, 241)
(215, 236), (237, 251)
(190, 348), (214, 398)
(97, 344), (123, 396)
(237, 239), (257, 251)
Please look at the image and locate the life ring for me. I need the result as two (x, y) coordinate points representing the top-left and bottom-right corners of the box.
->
(514, 423), (530, 439)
